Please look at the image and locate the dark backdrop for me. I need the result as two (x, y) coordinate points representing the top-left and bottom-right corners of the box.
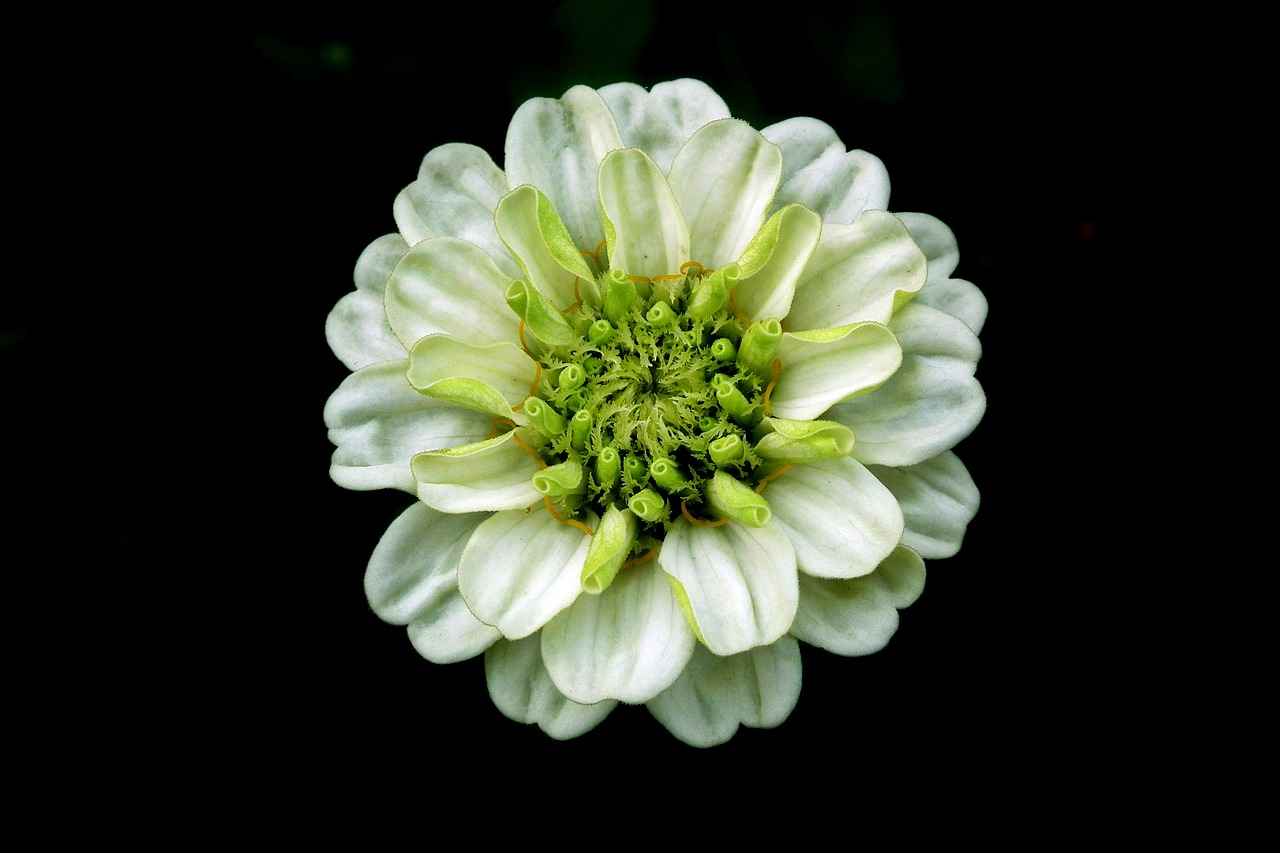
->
(54, 3), (1119, 792)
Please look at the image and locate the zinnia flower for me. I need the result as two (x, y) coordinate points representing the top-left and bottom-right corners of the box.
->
(325, 79), (985, 746)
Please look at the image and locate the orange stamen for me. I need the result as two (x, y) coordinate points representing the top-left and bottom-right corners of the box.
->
(512, 363), (543, 413)
(680, 499), (730, 527)
(762, 358), (781, 414)
(679, 261), (704, 275)
(754, 463), (793, 494)
(651, 273), (683, 282)
(486, 416), (517, 440)
(558, 276), (582, 313)
(544, 497), (595, 536)
(518, 320), (529, 353)
(510, 430), (547, 469)
(620, 545), (659, 570)
(627, 274), (652, 284)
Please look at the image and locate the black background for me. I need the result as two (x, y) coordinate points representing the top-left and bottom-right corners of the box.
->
(30, 3), (1123, 791)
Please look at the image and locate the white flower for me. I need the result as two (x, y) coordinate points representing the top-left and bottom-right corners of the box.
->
(325, 79), (986, 746)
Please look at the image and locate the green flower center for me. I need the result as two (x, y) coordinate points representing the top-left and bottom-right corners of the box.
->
(510, 260), (784, 548)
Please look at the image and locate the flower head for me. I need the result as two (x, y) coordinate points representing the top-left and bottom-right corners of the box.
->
(325, 79), (986, 746)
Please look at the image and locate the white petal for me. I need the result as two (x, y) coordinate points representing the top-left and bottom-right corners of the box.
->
(761, 117), (890, 224)
(766, 457), (904, 579)
(364, 501), (486, 624)
(408, 600), (502, 665)
(541, 562), (695, 705)
(868, 451), (979, 559)
(889, 301), (981, 370)
(363, 502), (500, 662)
(827, 355), (986, 467)
(792, 546), (926, 656)
(326, 292), (405, 372)
(787, 210), (927, 330)
(411, 432), (543, 513)
(326, 234), (409, 371)
(897, 211), (959, 282)
(354, 232), (411, 293)
(659, 518), (798, 657)
(325, 360), (493, 493)
(897, 212), (988, 334)
(769, 322), (902, 421)
(504, 85), (624, 253)
(485, 634), (616, 740)
(392, 143), (518, 275)
(458, 507), (594, 639)
(914, 277), (988, 336)
(598, 79), (731, 173)
(668, 119), (782, 267)
(384, 238), (521, 349)
(646, 636), (802, 748)
(598, 148), (689, 279)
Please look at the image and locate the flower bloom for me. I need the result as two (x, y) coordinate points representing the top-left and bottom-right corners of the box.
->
(325, 79), (985, 746)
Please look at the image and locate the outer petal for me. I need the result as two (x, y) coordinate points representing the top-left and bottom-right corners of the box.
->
(659, 518), (798, 657)
(889, 301), (982, 370)
(486, 634), (616, 740)
(827, 354), (986, 467)
(411, 432), (543, 512)
(786, 209), (927, 330)
(325, 360), (493, 493)
(914, 278), (988, 337)
(391, 143), (518, 276)
(766, 457), (904, 579)
(363, 502), (499, 663)
(898, 211), (988, 334)
(668, 119), (782, 267)
(457, 508), (594, 639)
(646, 636), (802, 748)
(541, 562), (696, 705)
(769, 322), (902, 421)
(384, 238), (521, 348)
(599, 148), (690, 280)
(326, 234), (410, 371)
(792, 546), (926, 656)
(598, 79), (731, 174)
(761, 117), (890, 224)
(897, 211), (959, 282)
(504, 85), (624, 253)
(868, 451), (979, 559)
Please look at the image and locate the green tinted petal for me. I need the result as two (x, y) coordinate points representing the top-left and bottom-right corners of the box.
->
(788, 209), (927, 330)
(542, 561), (695, 704)
(411, 432), (542, 512)
(658, 517), (797, 656)
(598, 148), (690, 280)
(407, 335), (536, 418)
(495, 185), (594, 310)
(769, 322), (902, 420)
(669, 119), (782, 267)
